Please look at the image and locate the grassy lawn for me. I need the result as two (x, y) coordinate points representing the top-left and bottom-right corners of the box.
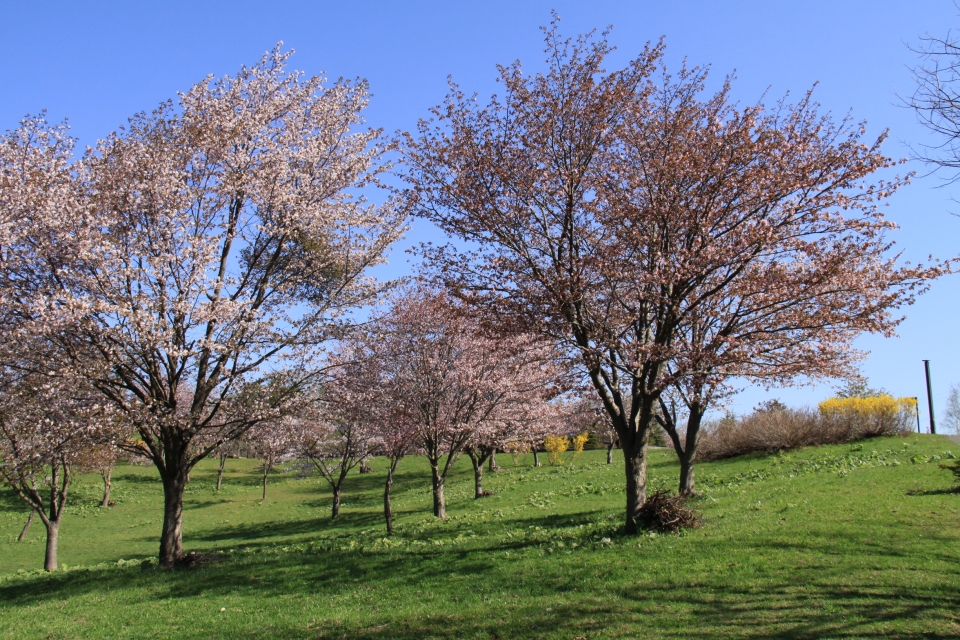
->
(1, 435), (959, 639)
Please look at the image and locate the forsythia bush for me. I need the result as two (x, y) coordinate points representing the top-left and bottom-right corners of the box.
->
(818, 395), (917, 436)
(571, 432), (590, 459)
(544, 435), (570, 465)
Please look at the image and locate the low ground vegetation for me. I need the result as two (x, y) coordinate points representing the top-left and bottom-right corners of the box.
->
(1, 436), (958, 638)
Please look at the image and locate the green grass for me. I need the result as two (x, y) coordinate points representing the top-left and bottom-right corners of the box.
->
(1, 435), (959, 639)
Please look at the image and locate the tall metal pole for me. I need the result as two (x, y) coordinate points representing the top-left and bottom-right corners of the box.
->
(912, 397), (921, 433)
(923, 360), (937, 435)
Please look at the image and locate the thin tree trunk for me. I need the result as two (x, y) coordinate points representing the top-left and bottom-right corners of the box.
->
(43, 519), (59, 571)
(607, 441), (614, 464)
(467, 449), (489, 499)
(488, 450), (498, 472)
(262, 462), (269, 500)
(216, 454), (226, 491)
(430, 460), (446, 519)
(159, 473), (186, 567)
(533, 449), (541, 467)
(384, 462), (396, 534)
(18, 509), (34, 542)
(331, 484), (341, 518)
(100, 468), (112, 507)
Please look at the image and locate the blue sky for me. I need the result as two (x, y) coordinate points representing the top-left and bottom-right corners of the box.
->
(3, 0), (960, 426)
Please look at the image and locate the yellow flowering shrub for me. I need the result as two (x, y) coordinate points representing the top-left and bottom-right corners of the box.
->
(544, 435), (570, 465)
(818, 395), (917, 436)
(571, 431), (590, 459)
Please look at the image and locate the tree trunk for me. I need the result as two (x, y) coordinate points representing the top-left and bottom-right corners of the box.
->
(678, 452), (695, 495)
(43, 519), (59, 572)
(100, 468), (112, 507)
(331, 484), (341, 519)
(216, 455), (226, 491)
(262, 463), (269, 500)
(18, 509), (34, 542)
(533, 449), (541, 467)
(474, 459), (484, 498)
(678, 408), (703, 496)
(622, 438), (648, 534)
(430, 461), (446, 519)
(466, 448), (491, 499)
(469, 452), (485, 498)
(607, 441), (614, 464)
(488, 450), (498, 472)
(661, 401), (703, 497)
(384, 464), (395, 534)
(159, 473), (186, 567)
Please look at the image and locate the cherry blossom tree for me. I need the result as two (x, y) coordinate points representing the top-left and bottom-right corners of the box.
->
(465, 371), (571, 497)
(0, 47), (405, 565)
(330, 336), (418, 533)
(77, 443), (123, 507)
(299, 361), (379, 519)
(0, 365), (115, 571)
(247, 416), (300, 500)
(370, 287), (561, 518)
(375, 409), (419, 533)
(400, 21), (943, 532)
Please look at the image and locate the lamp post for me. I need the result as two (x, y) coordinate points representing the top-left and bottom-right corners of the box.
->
(923, 360), (937, 435)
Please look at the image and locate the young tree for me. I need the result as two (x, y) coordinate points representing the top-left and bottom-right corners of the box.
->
(297, 353), (382, 519)
(214, 441), (230, 492)
(374, 402), (418, 534)
(400, 22), (941, 531)
(331, 327), (420, 533)
(79, 444), (122, 507)
(247, 417), (300, 500)
(0, 49), (405, 565)
(17, 509), (36, 542)
(0, 368), (114, 570)
(373, 287), (559, 518)
(464, 361), (562, 498)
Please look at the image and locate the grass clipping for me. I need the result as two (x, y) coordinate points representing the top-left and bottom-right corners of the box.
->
(637, 490), (703, 533)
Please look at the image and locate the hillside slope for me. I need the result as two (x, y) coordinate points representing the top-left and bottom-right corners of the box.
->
(1, 435), (958, 638)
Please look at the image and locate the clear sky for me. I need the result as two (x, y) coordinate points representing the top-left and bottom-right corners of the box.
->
(3, 0), (960, 427)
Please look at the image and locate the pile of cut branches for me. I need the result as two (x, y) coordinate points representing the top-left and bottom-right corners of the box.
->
(636, 490), (702, 533)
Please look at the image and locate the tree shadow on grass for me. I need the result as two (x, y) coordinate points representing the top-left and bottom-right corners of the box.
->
(905, 486), (960, 496)
(2, 513), (958, 639)
(613, 580), (960, 640)
(8, 558), (952, 640)
(186, 513), (385, 544)
(0, 487), (29, 513)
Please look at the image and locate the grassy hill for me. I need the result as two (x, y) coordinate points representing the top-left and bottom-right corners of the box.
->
(1, 435), (959, 639)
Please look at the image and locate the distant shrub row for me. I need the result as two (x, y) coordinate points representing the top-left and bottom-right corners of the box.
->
(697, 395), (917, 461)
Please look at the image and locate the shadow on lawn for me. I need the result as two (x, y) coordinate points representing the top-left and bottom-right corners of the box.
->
(3, 564), (956, 640)
(2, 512), (958, 639)
(906, 486), (960, 496)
